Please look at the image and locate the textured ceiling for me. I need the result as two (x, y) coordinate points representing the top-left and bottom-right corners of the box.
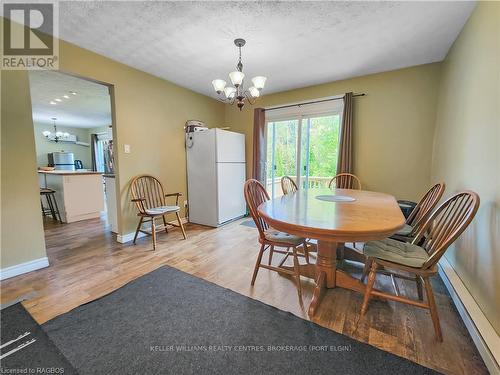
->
(57, 1), (475, 97)
(29, 71), (112, 128)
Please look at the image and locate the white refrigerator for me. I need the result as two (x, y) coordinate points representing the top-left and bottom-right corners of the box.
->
(186, 128), (246, 227)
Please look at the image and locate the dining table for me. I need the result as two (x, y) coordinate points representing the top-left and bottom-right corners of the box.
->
(258, 187), (405, 316)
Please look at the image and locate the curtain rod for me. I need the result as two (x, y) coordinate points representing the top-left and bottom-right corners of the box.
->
(265, 93), (365, 112)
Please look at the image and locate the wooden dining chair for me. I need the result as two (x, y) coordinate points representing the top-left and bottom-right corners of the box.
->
(244, 179), (309, 298)
(391, 182), (445, 242)
(328, 173), (362, 190)
(281, 176), (298, 195)
(360, 191), (480, 341)
(130, 175), (187, 250)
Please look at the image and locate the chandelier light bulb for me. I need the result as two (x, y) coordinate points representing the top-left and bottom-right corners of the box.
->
(229, 71), (245, 86)
(224, 87), (236, 99)
(251, 76), (267, 90)
(42, 130), (51, 137)
(248, 86), (260, 98)
(212, 79), (226, 94)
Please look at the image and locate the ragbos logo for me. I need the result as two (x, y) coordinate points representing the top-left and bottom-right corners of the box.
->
(2, 2), (59, 69)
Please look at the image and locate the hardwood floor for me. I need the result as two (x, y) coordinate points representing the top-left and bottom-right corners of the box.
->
(0, 217), (487, 375)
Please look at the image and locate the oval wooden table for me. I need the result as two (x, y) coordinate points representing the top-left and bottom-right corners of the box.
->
(258, 188), (405, 317)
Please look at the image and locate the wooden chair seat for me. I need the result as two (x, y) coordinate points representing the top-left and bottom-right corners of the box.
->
(144, 205), (180, 216)
(363, 238), (429, 268)
(394, 223), (413, 237)
(264, 228), (305, 246)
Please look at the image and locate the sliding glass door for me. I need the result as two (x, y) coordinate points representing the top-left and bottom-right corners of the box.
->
(266, 107), (342, 199)
(266, 119), (299, 198)
(299, 114), (341, 190)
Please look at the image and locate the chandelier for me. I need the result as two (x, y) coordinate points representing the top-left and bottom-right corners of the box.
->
(42, 117), (68, 143)
(212, 38), (267, 111)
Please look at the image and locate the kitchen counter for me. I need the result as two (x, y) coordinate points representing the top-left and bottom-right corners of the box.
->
(39, 170), (104, 223)
(38, 170), (103, 176)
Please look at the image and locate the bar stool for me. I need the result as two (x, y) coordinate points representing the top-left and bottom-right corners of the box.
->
(40, 188), (62, 222)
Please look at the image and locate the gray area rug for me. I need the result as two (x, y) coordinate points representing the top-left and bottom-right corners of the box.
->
(38, 266), (440, 374)
(0, 304), (77, 374)
(240, 219), (257, 228)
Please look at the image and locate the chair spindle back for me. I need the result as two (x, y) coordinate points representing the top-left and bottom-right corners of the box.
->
(328, 173), (362, 190)
(244, 179), (270, 241)
(414, 191), (480, 269)
(406, 182), (445, 235)
(131, 175), (166, 214)
(281, 176), (298, 195)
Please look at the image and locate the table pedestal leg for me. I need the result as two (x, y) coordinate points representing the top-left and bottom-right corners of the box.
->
(278, 240), (369, 317)
(307, 240), (336, 315)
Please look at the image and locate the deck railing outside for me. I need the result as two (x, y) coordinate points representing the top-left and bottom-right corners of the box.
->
(266, 176), (331, 197)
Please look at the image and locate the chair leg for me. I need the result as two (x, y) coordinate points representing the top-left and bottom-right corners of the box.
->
(268, 245), (275, 265)
(339, 244), (345, 266)
(51, 193), (62, 222)
(303, 242), (310, 264)
(176, 212), (187, 239)
(162, 215), (168, 233)
(133, 217), (143, 244)
(416, 276), (424, 301)
(361, 261), (378, 315)
(424, 276), (443, 342)
(251, 244), (266, 286)
(361, 257), (373, 283)
(292, 247), (302, 299)
(151, 217), (157, 250)
(46, 195), (56, 221)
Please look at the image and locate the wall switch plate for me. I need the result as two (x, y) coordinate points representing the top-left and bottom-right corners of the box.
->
(124, 144), (131, 154)
(184, 200), (188, 207)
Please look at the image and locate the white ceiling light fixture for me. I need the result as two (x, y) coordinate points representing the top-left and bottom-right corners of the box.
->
(43, 117), (67, 143)
(212, 38), (266, 111)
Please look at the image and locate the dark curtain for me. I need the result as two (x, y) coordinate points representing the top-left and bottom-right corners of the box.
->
(90, 134), (98, 172)
(336, 92), (354, 188)
(252, 108), (266, 184)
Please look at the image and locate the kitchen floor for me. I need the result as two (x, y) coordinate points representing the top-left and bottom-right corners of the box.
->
(0, 217), (487, 375)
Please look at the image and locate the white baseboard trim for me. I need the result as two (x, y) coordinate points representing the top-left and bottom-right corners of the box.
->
(438, 257), (500, 375)
(0, 257), (50, 281)
(116, 217), (188, 244)
(116, 231), (147, 243)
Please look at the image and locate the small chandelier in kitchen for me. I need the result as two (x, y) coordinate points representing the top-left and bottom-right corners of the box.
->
(42, 117), (68, 143)
(212, 38), (267, 111)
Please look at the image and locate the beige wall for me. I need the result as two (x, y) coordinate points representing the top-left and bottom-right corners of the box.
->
(1, 71), (47, 268)
(225, 63), (441, 201)
(33, 122), (93, 169)
(58, 40), (226, 235)
(1, 22), (224, 269)
(431, 2), (500, 334)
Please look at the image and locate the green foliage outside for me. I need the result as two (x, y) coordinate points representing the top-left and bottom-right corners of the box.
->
(266, 115), (340, 183)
